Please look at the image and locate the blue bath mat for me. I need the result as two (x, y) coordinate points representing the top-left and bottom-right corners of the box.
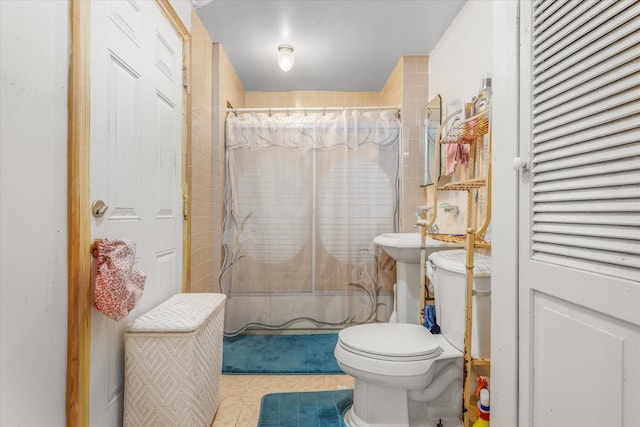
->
(222, 333), (343, 374)
(258, 389), (353, 427)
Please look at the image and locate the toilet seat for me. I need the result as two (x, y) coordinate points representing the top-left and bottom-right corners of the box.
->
(338, 323), (442, 362)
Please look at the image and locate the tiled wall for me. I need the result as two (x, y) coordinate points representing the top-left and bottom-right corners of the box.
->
(244, 91), (380, 108)
(190, 12), (214, 293)
(381, 59), (402, 107)
(401, 55), (430, 231)
(212, 43), (245, 290)
(381, 55), (430, 231)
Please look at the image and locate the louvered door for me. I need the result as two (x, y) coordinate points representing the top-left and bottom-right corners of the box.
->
(518, 1), (640, 426)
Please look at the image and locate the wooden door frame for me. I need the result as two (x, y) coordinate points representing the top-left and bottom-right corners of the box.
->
(66, 1), (191, 425)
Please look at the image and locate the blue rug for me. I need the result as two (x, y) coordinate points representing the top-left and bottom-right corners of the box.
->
(258, 389), (353, 427)
(222, 333), (343, 374)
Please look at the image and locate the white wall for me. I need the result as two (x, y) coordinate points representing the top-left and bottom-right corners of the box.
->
(427, 0), (493, 234)
(428, 1), (493, 110)
(428, 2), (520, 426)
(0, 1), (70, 426)
(0, 1), (193, 426)
(490, 2), (519, 426)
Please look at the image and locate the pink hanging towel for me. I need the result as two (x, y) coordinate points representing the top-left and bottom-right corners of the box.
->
(445, 143), (470, 175)
(94, 238), (146, 321)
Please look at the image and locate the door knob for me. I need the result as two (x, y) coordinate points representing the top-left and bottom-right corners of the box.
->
(91, 200), (109, 218)
(512, 157), (529, 171)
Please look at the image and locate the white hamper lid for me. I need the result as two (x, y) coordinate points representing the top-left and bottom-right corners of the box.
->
(127, 293), (226, 333)
(428, 249), (491, 278)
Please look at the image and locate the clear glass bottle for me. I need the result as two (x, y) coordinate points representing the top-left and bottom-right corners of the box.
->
(474, 73), (492, 114)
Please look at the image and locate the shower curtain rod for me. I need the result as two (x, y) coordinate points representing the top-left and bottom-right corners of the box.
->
(226, 105), (400, 114)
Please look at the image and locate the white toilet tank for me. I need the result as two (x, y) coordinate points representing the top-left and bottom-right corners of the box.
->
(427, 249), (491, 359)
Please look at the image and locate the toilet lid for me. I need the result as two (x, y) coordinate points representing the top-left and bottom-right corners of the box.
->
(338, 323), (441, 361)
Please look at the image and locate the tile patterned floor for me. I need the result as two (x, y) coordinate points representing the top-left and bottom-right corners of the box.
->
(212, 374), (354, 427)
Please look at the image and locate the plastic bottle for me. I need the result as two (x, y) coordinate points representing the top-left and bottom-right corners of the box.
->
(472, 376), (490, 427)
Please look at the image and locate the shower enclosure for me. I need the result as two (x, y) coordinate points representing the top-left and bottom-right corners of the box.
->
(221, 108), (400, 335)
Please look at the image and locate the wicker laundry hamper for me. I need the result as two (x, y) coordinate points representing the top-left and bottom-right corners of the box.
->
(124, 293), (226, 427)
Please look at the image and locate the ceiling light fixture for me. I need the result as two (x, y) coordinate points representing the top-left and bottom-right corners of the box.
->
(277, 45), (295, 72)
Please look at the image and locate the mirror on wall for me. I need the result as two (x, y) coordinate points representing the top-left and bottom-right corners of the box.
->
(419, 95), (442, 187)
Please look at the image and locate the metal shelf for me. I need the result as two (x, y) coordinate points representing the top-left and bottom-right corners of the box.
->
(471, 358), (491, 367)
(437, 177), (487, 192)
(427, 233), (491, 249)
(418, 101), (493, 427)
(440, 110), (489, 144)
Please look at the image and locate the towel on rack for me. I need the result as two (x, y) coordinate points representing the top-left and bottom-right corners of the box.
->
(94, 238), (146, 321)
(445, 143), (470, 175)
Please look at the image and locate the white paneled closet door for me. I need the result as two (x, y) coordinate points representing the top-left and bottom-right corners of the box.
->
(518, 1), (640, 426)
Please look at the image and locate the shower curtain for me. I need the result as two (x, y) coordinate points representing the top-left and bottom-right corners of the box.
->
(221, 109), (400, 335)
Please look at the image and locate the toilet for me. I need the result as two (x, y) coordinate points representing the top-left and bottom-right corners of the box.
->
(334, 249), (491, 427)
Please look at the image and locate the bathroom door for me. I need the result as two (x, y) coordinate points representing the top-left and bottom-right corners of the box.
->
(518, 1), (640, 426)
(89, 1), (184, 425)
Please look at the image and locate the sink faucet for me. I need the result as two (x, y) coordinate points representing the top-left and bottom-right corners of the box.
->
(427, 224), (440, 234)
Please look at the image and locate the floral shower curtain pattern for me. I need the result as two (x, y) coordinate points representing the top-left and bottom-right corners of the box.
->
(221, 110), (400, 335)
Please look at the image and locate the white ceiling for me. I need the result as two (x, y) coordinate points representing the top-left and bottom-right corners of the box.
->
(195, 1), (466, 92)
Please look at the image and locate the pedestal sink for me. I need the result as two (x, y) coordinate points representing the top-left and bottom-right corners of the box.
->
(374, 233), (461, 324)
